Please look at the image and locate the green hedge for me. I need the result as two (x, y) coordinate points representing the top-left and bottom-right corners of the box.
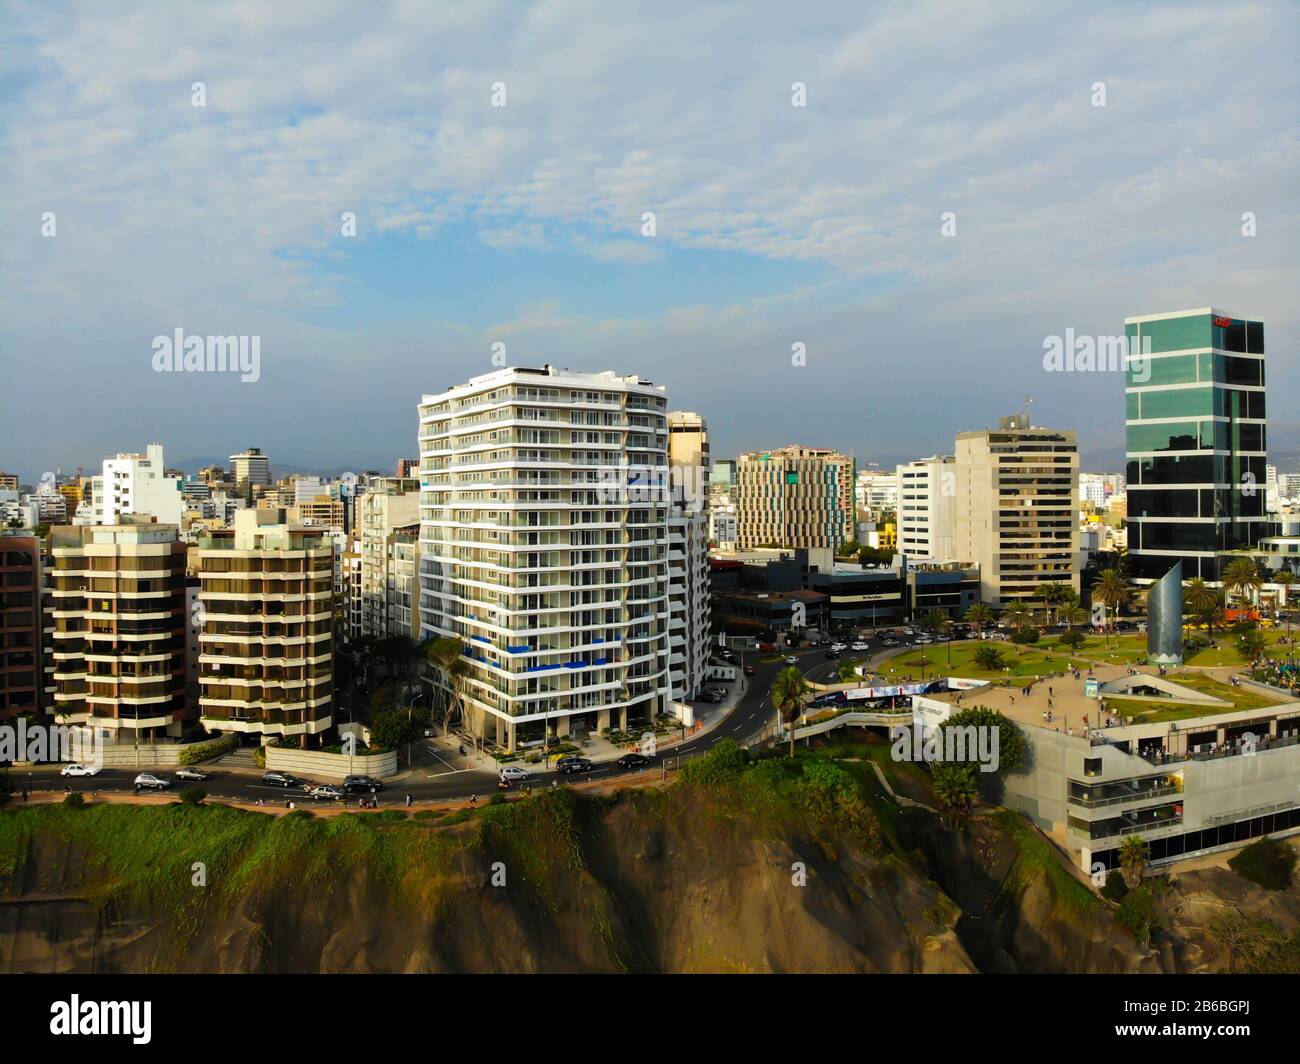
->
(1229, 837), (1296, 891)
(178, 734), (237, 766)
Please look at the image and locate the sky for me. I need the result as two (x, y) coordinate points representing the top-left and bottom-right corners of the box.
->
(1, 0), (1297, 482)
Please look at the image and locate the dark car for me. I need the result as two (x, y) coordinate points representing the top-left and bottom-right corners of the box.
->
(558, 757), (593, 775)
(343, 774), (385, 793)
(617, 752), (652, 769)
(261, 771), (300, 788)
(744, 664), (756, 675)
(825, 649), (841, 659)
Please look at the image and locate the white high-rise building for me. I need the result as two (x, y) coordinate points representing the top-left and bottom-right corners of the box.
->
(80, 443), (184, 527)
(418, 365), (672, 750)
(895, 455), (956, 561)
(855, 469), (899, 513)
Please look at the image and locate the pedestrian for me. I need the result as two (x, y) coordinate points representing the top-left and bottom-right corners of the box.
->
(405, 793), (412, 808)
(469, 794), (477, 806)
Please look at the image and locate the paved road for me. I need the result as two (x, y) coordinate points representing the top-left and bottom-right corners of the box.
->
(19, 649), (801, 805)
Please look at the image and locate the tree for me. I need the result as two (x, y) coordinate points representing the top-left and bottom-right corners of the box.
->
(772, 665), (810, 755)
(1184, 577), (1218, 617)
(964, 602), (994, 641)
(1236, 628), (1268, 666)
(939, 705), (1025, 774)
(1059, 604), (1087, 633)
(838, 539), (861, 557)
(836, 660), (858, 684)
(1001, 600), (1033, 633)
(973, 645), (1005, 672)
(1223, 557), (1263, 609)
(1040, 581), (1071, 626)
(422, 636), (471, 739)
(927, 609), (953, 666)
(931, 763), (978, 821)
(1094, 568), (1131, 645)
(1274, 570), (1294, 609)
(1118, 835), (1149, 891)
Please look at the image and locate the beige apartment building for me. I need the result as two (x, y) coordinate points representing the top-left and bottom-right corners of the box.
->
(735, 446), (855, 550)
(48, 519), (189, 739)
(954, 413), (1079, 606)
(195, 509), (334, 744)
(359, 479), (421, 639)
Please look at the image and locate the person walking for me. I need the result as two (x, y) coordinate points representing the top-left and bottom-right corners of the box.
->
(405, 793), (412, 808)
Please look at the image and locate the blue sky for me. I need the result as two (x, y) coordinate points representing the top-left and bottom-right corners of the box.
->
(1, 0), (1297, 481)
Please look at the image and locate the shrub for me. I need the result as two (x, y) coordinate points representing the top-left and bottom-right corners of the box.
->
(62, 791), (86, 809)
(1228, 837), (1296, 891)
(1101, 868), (1129, 903)
(1059, 631), (1085, 651)
(1116, 886), (1161, 947)
(178, 787), (206, 805)
(178, 734), (236, 766)
(1010, 626), (1041, 645)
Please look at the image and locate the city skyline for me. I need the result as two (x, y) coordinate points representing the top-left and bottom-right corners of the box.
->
(2, 2), (1297, 478)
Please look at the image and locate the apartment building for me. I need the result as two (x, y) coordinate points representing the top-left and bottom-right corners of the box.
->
(895, 455), (956, 562)
(195, 509), (334, 744)
(418, 365), (672, 750)
(855, 468), (899, 514)
(667, 410), (712, 704)
(953, 413), (1079, 607)
(735, 446), (855, 550)
(359, 480), (421, 638)
(1125, 308), (1268, 583)
(48, 519), (188, 739)
(0, 532), (42, 720)
(76, 443), (184, 527)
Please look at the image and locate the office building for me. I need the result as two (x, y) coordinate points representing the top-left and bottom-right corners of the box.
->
(667, 411), (711, 703)
(229, 447), (271, 494)
(48, 519), (189, 739)
(855, 469), (899, 514)
(419, 365), (672, 750)
(953, 414), (1078, 607)
(195, 509), (334, 743)
(735, 446), (855, 550)
(896, 455), (956, 562)
(1125, 308), (1267, 582)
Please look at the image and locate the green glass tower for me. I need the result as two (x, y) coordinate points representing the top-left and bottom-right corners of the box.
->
(1125, 308), (1267, 582)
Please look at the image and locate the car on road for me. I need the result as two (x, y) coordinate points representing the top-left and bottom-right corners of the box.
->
(881, 637), (900, 647)
(61, 763), (101, 777)
(174, 767), (211, 782)
(557, 757), (594, 775)
(830, 642), (847, 652)
(825, 649), (841, 659)
(261, 771), (301, 788)
(784, 655), (799, 665)
(850, 640), (869, 651)
(617, 752), (652, 768)
(308, 784), (346, 801)
(744, 664), (756, 675)
(343, 774), (385, 793)
(806, 638), (820, 647)
(758, 642), (777, 653)
(499, 765), (531, 782)
(133, 773), (170, 790)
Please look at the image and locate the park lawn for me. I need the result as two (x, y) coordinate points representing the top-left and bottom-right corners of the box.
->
(880, 638), (1080, 680)
(1164, 671), (1283, 710)
(1183, 629), (1297, 668)
(1105, 673), (1282, 724)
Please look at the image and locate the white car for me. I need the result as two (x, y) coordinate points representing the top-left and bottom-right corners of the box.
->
(784, 655), (799, 665)
(850, 641), (869, 651)
(134, 773), (170, 790)
(61, 763), (101, 777)
(830, 642), (847, 652)
(174, 767), (210, 782)
(499, 765), (531, 783)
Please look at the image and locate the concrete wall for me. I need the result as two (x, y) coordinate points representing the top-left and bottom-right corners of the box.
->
(264, 746), (397, 780)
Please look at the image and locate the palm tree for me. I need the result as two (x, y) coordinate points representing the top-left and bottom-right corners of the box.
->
(772, 665), (810, 755)
(973, 644), (1005, 672)
(926, 608), (953, 666)
(1185, 577), (1218, 617)
(931, 763), (978, 822)
(1094, 568), (1131, 646)
(1040, 581), (1071, 627)
(1001, 600), (1033, 634)
(1223, 557), (1263, 610)
(964, 602), (994, 642)
(1059, 604), (1087, 634)
(1118, 835), (1149, 891)
(1274, 569), (1295, 610)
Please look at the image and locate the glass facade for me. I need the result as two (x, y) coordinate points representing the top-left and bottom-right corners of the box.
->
(1125, 311), (1266, 581)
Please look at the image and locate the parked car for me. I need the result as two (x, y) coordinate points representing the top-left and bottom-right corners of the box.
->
(61, 763), (101, 777)
(881, 637), (900, 647)
(174, 767), (210, 782)
(558, 757), (593, 775)
(758, 642), (777, 653)
(261, 771), (300, 788)
(806, 638), (820, 647)
(133, 773), (170, 790)
(343, 774), (385, 793)
(499, 765), (531, 782)
(617, 752), (652, 768)
(744, 664), (756, 675)
(309, 784), (345, 801)
(850, 640), (869, 651)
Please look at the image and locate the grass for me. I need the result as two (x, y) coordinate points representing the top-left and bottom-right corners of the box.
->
(989, 809), (1100, 921)
(1105, 671), (1284, 724)
(881, 637), (1091, 680)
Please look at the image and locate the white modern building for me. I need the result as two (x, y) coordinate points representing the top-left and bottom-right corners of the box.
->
(855, 468), (899, 514)
(78, 444), (184, 527)
(418, 365), (673, 750)
(896, 455), (956, 562)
